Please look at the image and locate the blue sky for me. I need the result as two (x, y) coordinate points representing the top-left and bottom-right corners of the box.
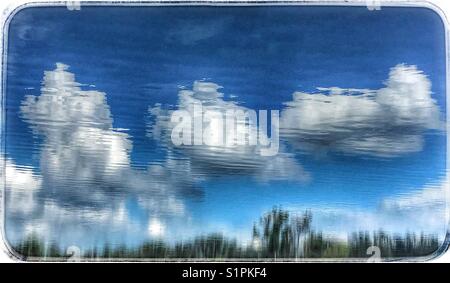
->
(3, 6), (448, 248)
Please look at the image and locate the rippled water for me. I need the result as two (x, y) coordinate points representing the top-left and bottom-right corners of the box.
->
(1, 6), (448, 259)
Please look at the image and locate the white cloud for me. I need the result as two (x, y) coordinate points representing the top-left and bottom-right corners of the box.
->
(2, 160), (41, 214)
(281, 64), (443, 157)
(377, 178), (449, 235)
(21, 63), (131, 184)
(5, 63), (196, 248)
(148, 80), (309, 183)
(18, 63), (191, 209)
(296, 178), (449, 240)
(380, 181), (447, 212)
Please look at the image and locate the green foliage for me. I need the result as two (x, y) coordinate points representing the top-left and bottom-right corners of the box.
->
(349, 230), (440, 258)
(13, 234), (62, 259)
(12, 208), (440, 260)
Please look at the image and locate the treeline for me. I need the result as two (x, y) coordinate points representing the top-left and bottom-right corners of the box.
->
(12, 208), (441, 260)
(348, 230), (440, 258)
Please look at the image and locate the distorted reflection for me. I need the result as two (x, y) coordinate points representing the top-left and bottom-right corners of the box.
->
(4, 63), (447, 259)
(3, 6), (448, 260)
(281, 65), (443, 157)
(148, 81), (309, 183)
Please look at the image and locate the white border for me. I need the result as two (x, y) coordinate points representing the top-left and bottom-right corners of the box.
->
(0, 0), (449, 263)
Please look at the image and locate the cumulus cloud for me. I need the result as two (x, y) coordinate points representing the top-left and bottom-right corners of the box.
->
(148, 81), (309, 183)
(18, 63), (196, 207)
(281, 64), (443, 157)
(21, 63), (131, 185)
(6, 63), (200, 248)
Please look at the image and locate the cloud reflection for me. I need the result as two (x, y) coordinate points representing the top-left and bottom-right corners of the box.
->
(148, 81), (309, 183)
(280, 64), (443, 157)
(3, 62), (447, 253)
(6, 63), (196, 248)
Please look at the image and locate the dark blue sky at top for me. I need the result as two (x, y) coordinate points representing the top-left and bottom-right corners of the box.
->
(4, 6), (447, 215)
